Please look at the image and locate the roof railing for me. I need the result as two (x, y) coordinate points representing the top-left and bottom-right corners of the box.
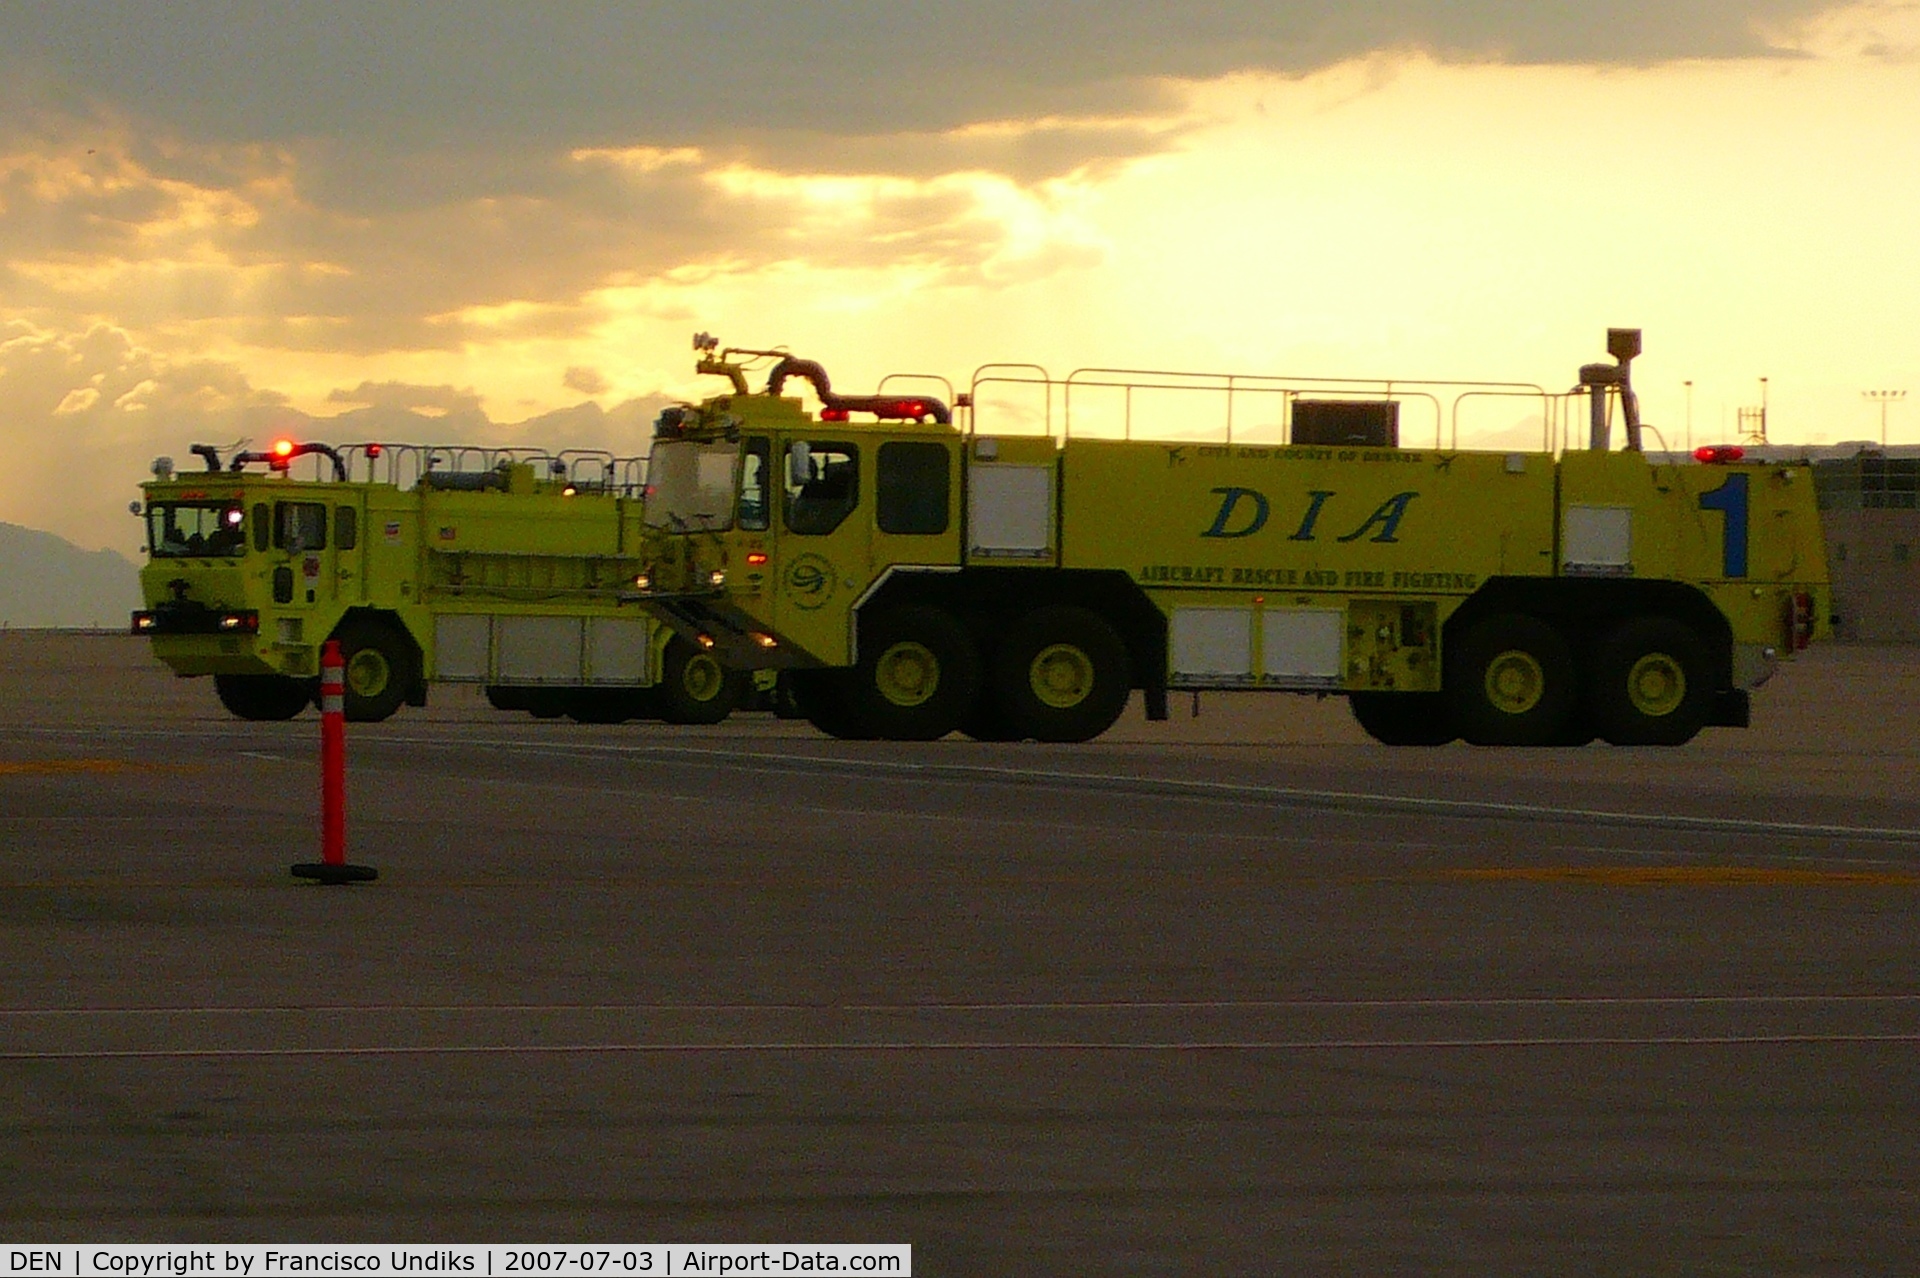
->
(963, 363), (1559, 452)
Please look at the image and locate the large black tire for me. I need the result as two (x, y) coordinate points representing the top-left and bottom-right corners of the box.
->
(1445, 613), (1577, 747)
(789, 669), (874, 740)
(1349, 691), (1457, 746)
(656, 635), (742, 725)
(332, 619), (415, 722)
(771, 672), (809, 720)
(485, 685), (532, 713)
(521, 690), (570, 719)
(992, 605), (1132, 743)
(1588, 616), (1712, 746)
(566, 688), (656, 724)
(842, 606), (982, 741)
(214, 673), (312, 721)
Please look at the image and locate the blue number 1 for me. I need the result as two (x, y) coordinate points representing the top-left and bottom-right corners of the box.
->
(1697, 473), (1749, 578)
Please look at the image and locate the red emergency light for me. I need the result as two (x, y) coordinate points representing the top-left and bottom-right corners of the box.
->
(1693, 444), (1745, 464)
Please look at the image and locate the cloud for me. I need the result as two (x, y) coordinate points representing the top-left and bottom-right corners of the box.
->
(0, 319), (669, 552)
(0, 4), (1840, 157)
(563, 366), (609, 396)
(0, 114), (1115, 363)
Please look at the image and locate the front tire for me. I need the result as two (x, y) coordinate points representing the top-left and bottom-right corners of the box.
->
(843, 606), (982, 741)
(1349, 691), (1456, 746)
(992, 605), (1132, 743)
(1446, 613), (1576, 746)
(1588, 617), (1711, 746)
(214, 673), (312, 721)
(656, 635), (741, 725)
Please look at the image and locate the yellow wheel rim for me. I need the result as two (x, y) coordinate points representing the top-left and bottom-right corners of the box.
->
(1030, 643), (1095, 710)
(345, 648), (391, 698)
(1626, 652), (1686, 718)
(1483, 649), (1545, 716)
(875, 641), (939, 708)
(682, 653), (726, 703)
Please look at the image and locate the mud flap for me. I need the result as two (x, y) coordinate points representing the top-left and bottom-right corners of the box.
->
(1708, 688), (1750, 728)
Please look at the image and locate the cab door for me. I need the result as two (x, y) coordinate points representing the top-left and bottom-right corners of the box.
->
(270, 498), (337, 610)
(331, 497), (366, 604)
(770, 436), (871, 665)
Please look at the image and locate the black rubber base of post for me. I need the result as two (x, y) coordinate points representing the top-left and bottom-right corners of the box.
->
(291, 862), (379, 884)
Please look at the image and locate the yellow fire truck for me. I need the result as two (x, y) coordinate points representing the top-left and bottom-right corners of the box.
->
(132, 441), (744, 723)
(629, 330), (1829, 746)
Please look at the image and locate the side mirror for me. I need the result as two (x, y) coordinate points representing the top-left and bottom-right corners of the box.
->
(788, 440), (812, 487)
(128, 501), (143, 516)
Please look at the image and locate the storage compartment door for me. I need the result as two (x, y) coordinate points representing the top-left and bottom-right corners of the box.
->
(1171, 607), (1252, 682)
(1262, 609), (1343, 685)
(496, 616), (585, 682)
(967, 464), (1053, 558)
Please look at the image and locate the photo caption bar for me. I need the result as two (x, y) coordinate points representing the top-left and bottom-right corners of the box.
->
(3, 1247), (910, 1278)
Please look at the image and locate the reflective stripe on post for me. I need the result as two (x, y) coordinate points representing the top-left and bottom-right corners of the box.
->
(320, 640), (346, 865)
(292, 639), (377, 884)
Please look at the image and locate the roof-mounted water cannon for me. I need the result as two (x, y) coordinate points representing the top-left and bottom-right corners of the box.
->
(1576, 327), (1643, 452)
(225, 439), (349, 481)
(764, 354), (951, 425)
(693, 331), (750, 395)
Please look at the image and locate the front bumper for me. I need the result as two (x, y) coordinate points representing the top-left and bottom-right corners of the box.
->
(132, 606), (259, 636)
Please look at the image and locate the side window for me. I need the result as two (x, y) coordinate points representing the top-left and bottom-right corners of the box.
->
(275, 501), (328, 552)
(739, 437), (771, 532)
(784, 441), (859, 536)
(335, 505), (358, 550)
(252, 504), (270, 553)
(877, 440), (951, 535)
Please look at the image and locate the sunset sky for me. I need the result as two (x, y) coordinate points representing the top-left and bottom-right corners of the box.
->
(3, 1), (1919, 554)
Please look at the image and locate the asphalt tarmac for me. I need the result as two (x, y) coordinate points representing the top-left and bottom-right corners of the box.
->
(3, 632), (1919, 1273)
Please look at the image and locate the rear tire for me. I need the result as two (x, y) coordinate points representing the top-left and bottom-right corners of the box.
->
(656, 635), (742, 725)
(332, 619), (414, 722)
(790, 669), (874, 740)
(566, 689), (655, 724)
(843, 606), (982, 741)
(522, 690), (570, 719)
(1446, 612), (1576, 747)
(485, 685), (531, 713)
(214, 673), (312, 721)
(1349, 691), (1456, 746)
(992, 605), (1132, 743)
(1588, 617), (1711, 746)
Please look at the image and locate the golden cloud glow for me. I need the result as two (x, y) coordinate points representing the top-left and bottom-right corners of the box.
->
(5, 37), (1920, 553)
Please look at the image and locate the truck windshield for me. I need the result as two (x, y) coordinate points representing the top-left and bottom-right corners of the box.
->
(148, 502), (246, 558)
(644, 439), (738, 530)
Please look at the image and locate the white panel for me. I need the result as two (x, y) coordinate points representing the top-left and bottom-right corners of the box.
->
(1262, 609), (1344, 680)
(587, 617), (651, 684)
(433, 614), (491, 681)
(1171, 607), (1252, 677)
(967, 464), (1053, 555)
(496, 616), (585, 682)
(1563, 505), (1633, 571)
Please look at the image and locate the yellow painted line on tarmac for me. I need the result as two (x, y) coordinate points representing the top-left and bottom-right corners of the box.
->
(1445, 866), (1920, 887)
(0, 759), (140, 775)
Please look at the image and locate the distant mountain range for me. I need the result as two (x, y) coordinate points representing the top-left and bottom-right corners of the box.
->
(0, 521), (142, 629)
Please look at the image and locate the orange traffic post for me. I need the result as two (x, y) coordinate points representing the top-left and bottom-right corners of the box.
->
(292, 640), (378, 884)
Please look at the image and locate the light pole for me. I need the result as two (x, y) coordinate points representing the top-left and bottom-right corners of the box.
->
(1864, 389), (1906, 448)
(1683, 380), (1693, 453)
